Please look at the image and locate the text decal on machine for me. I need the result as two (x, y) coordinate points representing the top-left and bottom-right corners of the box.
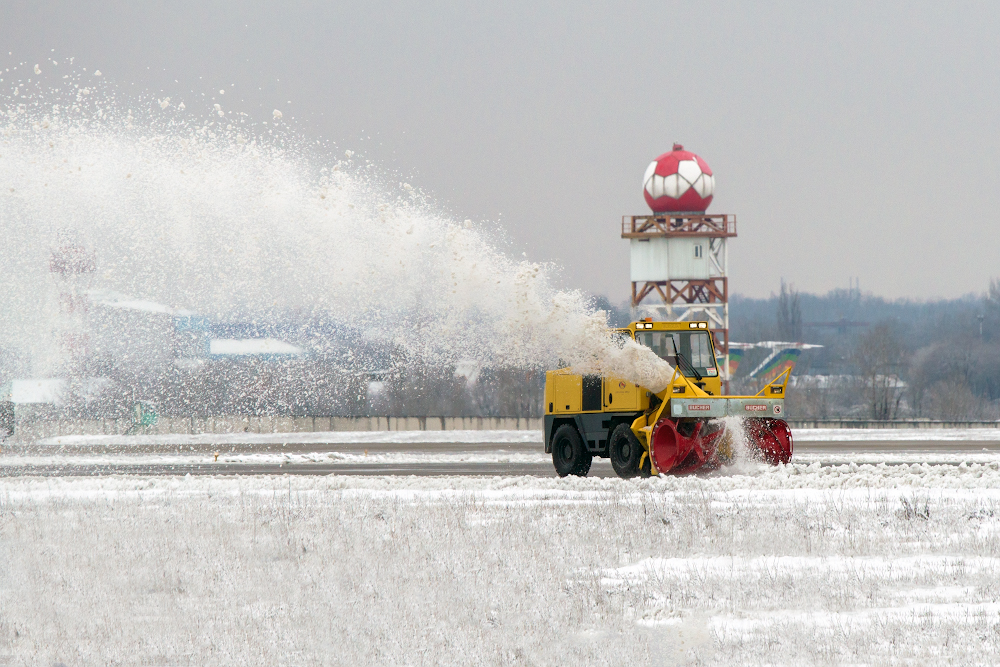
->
(688, 404), (711, 411)
(744, 405), (767, 412)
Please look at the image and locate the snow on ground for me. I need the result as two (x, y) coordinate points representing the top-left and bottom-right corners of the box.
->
(30, 426), (1000, 449)
(4, 461), (1000, 664)
(10, 427), (1000, 469)
(793, 450), (1000, 465)
(4, 449), (1000, 469)
(794, 427), (1000, 442)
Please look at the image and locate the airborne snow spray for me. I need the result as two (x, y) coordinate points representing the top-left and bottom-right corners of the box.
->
(0, 63), (672, 388)
(713, 416), (770, 471)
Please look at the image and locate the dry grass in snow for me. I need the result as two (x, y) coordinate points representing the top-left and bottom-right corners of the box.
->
(2, 463), (1000, 665)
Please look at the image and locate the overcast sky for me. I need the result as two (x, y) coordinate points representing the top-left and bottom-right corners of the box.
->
(3, 1), (998, 303)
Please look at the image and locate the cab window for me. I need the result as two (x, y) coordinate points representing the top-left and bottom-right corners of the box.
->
(610, 329), (633, 348)
(635, 330), (718, 377)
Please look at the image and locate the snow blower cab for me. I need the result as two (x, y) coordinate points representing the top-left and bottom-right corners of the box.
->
(543, 320), (792, 477)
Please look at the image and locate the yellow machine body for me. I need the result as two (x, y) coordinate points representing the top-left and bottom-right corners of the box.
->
(543, 320), (791, 476)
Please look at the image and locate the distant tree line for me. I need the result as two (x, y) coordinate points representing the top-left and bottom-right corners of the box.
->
(5, 283), (999, 422)
(732, 279), (1000, 420)
(1, 332), (546, 421)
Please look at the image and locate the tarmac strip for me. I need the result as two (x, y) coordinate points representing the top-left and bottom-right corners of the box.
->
(7, 439), (1000, 456)
(0, 461), (585, 478)
(2, 439), (1000, 477)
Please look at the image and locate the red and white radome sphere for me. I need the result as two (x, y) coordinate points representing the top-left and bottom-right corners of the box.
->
(642, 144), (715, 213)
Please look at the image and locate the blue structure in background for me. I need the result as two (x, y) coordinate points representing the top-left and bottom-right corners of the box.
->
(173, 315), (212, 359)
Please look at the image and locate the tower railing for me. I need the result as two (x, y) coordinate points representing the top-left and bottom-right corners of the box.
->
(632, 278), (728, 306)
(622, 213), (736, 238)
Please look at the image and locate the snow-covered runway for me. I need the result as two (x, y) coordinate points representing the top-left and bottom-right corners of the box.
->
(3, 427), (1000, 477)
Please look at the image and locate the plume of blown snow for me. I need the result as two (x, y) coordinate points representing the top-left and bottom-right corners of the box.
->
(0, 63), (672, 389)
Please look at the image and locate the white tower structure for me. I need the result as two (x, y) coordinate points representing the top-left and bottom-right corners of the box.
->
(49, 234), (96, 371)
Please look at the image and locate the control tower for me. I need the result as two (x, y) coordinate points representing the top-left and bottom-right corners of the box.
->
(623, 144), (735, 382)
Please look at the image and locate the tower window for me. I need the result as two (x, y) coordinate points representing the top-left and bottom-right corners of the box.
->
(694, 245), (703, 258)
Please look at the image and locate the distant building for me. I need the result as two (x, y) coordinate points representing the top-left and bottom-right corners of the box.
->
(1, 378), (67, 404)
(0, 377), (111, 404)
(209, 339), (304, 358)
(0, 377), (110, 420)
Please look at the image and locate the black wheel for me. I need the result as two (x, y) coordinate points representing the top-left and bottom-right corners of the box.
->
(609, 423), (649, 478)
(551, 424), (592, 477)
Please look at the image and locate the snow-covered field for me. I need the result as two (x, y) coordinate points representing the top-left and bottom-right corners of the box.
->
(4, 457), (1000, 665)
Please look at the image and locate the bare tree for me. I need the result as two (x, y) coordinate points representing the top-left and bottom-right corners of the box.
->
(984, 278), (1000, 342)
(382, 359), (472, 417)
(924, 379), (991, 420)
(468, 366), (545, 418)
(851, 323), (906, 420)
(778, 280), (802, 342)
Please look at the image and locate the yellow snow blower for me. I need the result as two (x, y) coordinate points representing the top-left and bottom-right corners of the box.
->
(543, 319), (792, 477)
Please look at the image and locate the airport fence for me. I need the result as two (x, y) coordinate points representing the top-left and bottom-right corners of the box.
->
(8, 415), (544, 442)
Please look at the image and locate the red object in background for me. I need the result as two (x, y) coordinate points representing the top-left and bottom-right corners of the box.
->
(642, 143), (715, 213)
